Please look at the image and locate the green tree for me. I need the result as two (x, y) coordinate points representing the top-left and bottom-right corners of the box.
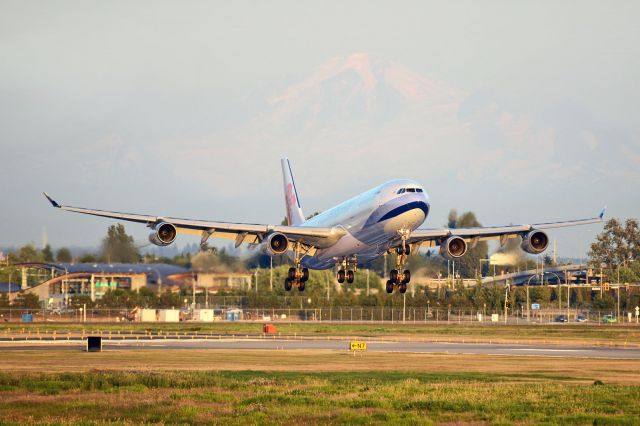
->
(11, 244), (41, 263)
(589, 218), (640, 279)
(13, 293), (41, 309)
(41, 245), (54, 262)
(77, 253), (98, 263)
(0, 293), (10, 308)
(67, 295), (95, 309)
(56, 247), (72, 263)
(101, 224), (140, 263)
(446, 210), (489, 278)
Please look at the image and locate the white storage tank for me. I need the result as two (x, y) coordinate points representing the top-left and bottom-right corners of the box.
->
(193, 309), (213, 322)
(140, 309), (157, 322)
(158, 309), (180, 323)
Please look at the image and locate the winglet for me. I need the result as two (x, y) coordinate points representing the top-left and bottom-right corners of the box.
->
(43, 192), (60, 208)
(598, 205), (607, 220)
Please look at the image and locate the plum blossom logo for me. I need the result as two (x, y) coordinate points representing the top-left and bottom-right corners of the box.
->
(285, 183), (296, 224)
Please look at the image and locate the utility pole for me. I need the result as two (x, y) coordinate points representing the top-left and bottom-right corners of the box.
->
(567, 281), (570, 319)
(600, 264), (603, 298)
(526, 285), (530, 322)
(403, 292), (406, 324)
(504, 284), (509, 324)
(192, 277), (196, 309)
(366, 269), (370, 296)
(326, 272), (330, 301)
(558, 278), (561, 312)
(617, 265), (621, 320)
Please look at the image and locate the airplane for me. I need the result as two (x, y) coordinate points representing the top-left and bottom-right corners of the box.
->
(43, 158), (605, 294)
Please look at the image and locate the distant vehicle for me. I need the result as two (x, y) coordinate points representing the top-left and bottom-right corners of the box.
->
(602, 314), (617, 323)
(43, 158), (606, 295)
(554, 315), (568, 322)
(576, 315), (588, 322)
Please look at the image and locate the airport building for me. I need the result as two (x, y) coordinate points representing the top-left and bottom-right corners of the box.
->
(5, 262), (253, 307)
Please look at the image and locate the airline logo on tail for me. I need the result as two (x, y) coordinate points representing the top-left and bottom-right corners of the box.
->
(285, 183), (297, 225)
(281, 158), (305, 226)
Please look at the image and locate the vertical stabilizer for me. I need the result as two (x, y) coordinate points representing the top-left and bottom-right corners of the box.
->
(281, 158), (305, 226)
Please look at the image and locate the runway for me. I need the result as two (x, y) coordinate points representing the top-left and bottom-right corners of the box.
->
(2, 338), (639, 359)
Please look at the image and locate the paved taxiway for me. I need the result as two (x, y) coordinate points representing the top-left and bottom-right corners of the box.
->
(1, 338), (639, 359)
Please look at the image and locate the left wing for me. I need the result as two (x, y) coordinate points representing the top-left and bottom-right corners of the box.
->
(409, 208), (606, 248)
(43, 193), (345, 252)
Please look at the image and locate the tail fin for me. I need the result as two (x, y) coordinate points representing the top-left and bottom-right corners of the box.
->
(281, 158), (305, 226)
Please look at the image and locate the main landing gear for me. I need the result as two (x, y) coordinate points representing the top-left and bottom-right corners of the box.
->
(386, 243), (411, 294)
(284, 243), (309, 292)
(337, 257), (356, 284)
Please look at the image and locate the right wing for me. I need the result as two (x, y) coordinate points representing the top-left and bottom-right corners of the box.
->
(409, 208), (606, 248)
(43, 193), (345, 253)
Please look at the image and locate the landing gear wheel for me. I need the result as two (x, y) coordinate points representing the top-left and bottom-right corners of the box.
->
(301, 268), (309, 282)
(402, 270), (411, 284)
(337, 269), (345, 284)
(346, 270), (354, 284)
(399, 282), (407, 294)
(284, 278), (292, 291)
(390, 269), (398, 283)
(288, 267), (296, 280)
(298, 280), (305, 292)
(396, 246), (411, 256)
(386, 280), (394, 294)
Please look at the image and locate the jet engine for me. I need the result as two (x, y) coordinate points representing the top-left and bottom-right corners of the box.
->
(260, 232), (289, 256)
(439, 236), (467, 260)
(521, 230), (549, 254)
(148, 222), (177, 246)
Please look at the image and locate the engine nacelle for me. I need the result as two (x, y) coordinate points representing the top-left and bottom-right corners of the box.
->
(521, 230), (549, 254)
(148, 222), (177, 246)
(260, 232), (289, 256)
(439, 236), (467, 260)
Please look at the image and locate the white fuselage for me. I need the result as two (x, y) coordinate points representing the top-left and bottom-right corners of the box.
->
(295, 179), (430, 269)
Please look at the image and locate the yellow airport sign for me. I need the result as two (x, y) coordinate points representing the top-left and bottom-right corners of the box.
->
(350, 341), (367, 351)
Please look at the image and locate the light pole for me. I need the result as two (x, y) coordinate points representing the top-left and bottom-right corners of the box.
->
(617, 264), (620, 320)
(526, 274), (540, 322)
(269, 256), (273, 291)
(8, 269), (13, 301)
(542, 271), (563, 313)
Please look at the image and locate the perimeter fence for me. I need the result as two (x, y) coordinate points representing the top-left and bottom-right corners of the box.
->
(0, 307), (637, 325)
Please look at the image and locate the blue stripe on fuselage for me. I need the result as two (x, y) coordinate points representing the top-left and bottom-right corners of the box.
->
(362, 195), (429, 229)
(377, 201), (429, 223)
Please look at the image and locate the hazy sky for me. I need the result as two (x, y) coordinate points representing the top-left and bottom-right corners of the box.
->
(1, 1), (638, 258)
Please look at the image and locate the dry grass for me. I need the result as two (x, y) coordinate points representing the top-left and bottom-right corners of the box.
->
(0, 349), (639, 424)
(1, 348), (640, 384)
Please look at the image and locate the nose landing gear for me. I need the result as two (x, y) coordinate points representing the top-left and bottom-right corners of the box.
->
(387, 239), (412, 294)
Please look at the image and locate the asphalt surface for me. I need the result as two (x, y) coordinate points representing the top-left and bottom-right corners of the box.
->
(1, 338), (639, 359)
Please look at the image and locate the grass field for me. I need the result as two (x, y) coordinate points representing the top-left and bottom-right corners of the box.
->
(0, 349), (639, 425)
(0, 368), (638, 424)
(3, 322), (640, 347)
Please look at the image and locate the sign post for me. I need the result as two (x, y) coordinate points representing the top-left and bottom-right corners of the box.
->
(350, 341), (367, 356)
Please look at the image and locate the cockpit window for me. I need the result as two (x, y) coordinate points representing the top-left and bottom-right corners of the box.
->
(416, 188), (423, 193)
(406, 188), (416, 192)
(397, 188), (405, 194)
